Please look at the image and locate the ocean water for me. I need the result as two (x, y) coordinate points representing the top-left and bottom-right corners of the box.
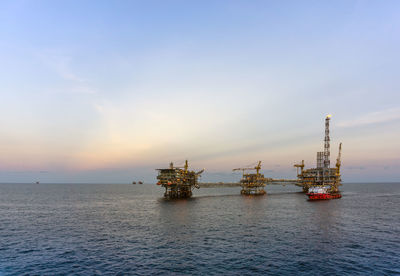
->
(0, 183), (399, 275)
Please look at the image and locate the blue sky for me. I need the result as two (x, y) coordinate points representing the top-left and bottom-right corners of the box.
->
(0, 0), (399, 183)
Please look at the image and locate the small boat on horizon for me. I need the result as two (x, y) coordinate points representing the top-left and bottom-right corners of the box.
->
(132, 181), (136, 184)
(138, 181), (143, 184)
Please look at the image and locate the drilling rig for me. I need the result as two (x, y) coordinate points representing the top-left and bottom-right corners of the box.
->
(233, 161), (266, 195)
(156, 160), (204, 199)
(294, 115), (342, 194)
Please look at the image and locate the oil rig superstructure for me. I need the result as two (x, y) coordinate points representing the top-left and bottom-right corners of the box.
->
(154, 115), (343, 199)
(156, 160), (204, 199)
(233, 161), (267, 195)
(294, 115), (342, 195)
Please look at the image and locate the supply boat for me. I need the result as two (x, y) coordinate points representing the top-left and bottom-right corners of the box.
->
(307, 186), (341, 200)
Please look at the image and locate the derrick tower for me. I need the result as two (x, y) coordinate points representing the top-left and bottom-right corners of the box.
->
(323, 114), (331, 184)
(324, 115), (331, 168)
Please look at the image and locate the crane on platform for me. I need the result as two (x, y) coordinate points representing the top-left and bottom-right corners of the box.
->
(233, 161), (262, 176)
(294, 160), (305, 177)
(336, 142), (342, 173)
(171, 160), (203, 173)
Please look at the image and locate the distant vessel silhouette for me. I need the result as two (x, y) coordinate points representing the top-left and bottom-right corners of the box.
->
(132, 181), (136, 184)
(138, 181), (143, 184)
(36, 181), (39, 184)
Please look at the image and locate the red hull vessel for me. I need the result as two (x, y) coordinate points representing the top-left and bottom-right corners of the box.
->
(306, 186), (341, 200)
(307, 192), (342, 200)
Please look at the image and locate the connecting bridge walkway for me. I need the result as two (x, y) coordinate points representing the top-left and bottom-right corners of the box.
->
(199, 179), (300, 188)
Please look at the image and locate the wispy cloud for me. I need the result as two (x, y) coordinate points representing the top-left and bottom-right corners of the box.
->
(39, 51), (96, 94)
(338, 107), (400, 127)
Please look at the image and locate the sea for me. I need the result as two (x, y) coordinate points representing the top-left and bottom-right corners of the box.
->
(0, 182), (399, 275)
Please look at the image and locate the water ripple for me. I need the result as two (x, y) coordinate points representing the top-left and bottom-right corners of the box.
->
(0, 183), (399, 275)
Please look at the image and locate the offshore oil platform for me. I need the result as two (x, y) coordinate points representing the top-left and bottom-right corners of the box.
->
(156, 115), (342, 199)
(233, 161), (266, 195)
(156, 160), (204, 199)
(294, 114), (342, 199)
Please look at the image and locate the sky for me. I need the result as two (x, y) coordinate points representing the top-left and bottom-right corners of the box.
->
(0, 0), (399, 183)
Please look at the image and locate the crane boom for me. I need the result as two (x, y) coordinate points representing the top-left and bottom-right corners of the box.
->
(336, 143), (342, 171)
(233, 161), (262, 176)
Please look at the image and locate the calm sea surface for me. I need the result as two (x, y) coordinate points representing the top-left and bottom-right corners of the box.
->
(0, 183), (399, 275)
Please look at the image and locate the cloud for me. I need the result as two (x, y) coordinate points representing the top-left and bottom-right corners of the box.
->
(338, 107), (400, 128)
(39, 51), (96, 94)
